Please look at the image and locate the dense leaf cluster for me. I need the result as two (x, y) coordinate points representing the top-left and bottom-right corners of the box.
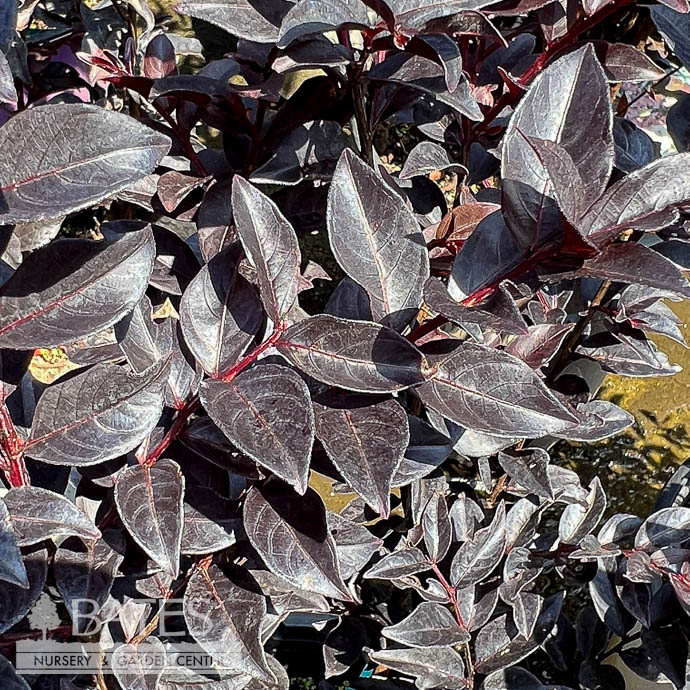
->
(1, 0), (690, 688)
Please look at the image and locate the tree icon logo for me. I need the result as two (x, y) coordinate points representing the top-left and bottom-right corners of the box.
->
(27, 594), (61, 640)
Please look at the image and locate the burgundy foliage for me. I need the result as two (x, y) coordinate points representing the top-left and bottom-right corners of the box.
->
(0, 0), (690, 687)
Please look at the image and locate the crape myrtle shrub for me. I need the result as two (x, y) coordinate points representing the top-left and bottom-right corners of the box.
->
(2, 0), (690, 689)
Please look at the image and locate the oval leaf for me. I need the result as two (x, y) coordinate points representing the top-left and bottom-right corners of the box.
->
(276, 314), (426, 393)
(26, 360), (168, 466)
(383, 602), (469, 647)
(184, 564), (272, 681)
(231, 176), (301, 323)
(201, 364), (314, 494)
(180, 245), (263, 377)
(327, 150), (429, 330)
(0, 228), (155, 349)
(418, 343), (578, 437)
(114, 459), (185, 578)
(4, 487), (101, 546)
(0, 104), (170, 223)
(243, 484), (351, 600)
(314, 394), (408, 516)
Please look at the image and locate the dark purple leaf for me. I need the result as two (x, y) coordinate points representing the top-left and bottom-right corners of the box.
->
(501, 45), (613, 248)
(54, 534), (123, 633)
(613, 117), (659, 173)
(383, 601), (469, 647)
(594, 42), (666, 82)
(314, 394), (408, 516)
(184, 564), (272, 681)
(276, 314), (426, 393)
(449, 493), (484, 542)
(424, 277), (528, 336)
(474, 593), (563, 675)
(580, 153), (690, 244)
(635, 507), (690, 550)
(114, 459), (185, 578)
(25, 360), (168, 466)
(448, 211), (525, 298)
(328, 150), (429, 331)
(232, 176), (301, 323)
(243, 484), (351, 600)
(651, 5), (690, 70)
(368, 647), (467, 689)
(0, 228), (155, 349)
(393, 0), (498, 29)
(0, 52), (16, 106)
(363, 548), (430, 580)
(325, 278), (372, 321)
(553, 400), (634, 442)
(451, 502), (506, 588)
(578, 243), (690, 299)
(323, 617), (366, 678)
(406, 34), (463, 92)
(588, 566), (632, 637)
(393, 415), (452, 486)
(201, 364), (314, 494)
(181, 416), (260, 478)
(369, 54), (482, 121)
(181, 488), (240, 554)
(422, 491), (452, 562)
(499, 448), (553, 500)
(505, 323), (574, 368)
(4, 487), (100, 546)
(0, 656), (30, 690)
(251, 572), (327, 621)
(251, 121), (348, 186)
(197, 179), (236, 262)
(418, 342), (578, 436)
(327, 511), (382, 579)
(0, 548), (48, 635)
(175, 0), (291, 42)
(180, 245), (263, 378)
(558, 477), (606, 544)
(277, 0), (372, 47)
(400, 141), (466, 181)
(0, 0), (16, 52)
(0, 105), (170, 223)
(0, 502), (27, 588)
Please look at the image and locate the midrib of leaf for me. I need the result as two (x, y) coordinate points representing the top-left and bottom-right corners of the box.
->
(0, 233), (150, 338)
(26, 364), (165, 450)
(0, 145), (163, 192)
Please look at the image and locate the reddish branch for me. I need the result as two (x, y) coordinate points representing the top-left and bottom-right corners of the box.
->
(0, 404), (30, 487)
(142, 325), (287, 466)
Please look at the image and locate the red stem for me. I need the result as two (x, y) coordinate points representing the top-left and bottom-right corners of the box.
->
(143, 326), (287, 466)
(143, 395), (200, 467)
(220, 327), (285, 382)
(431, 562), (468, 631)
(0, 404), (29, 487)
